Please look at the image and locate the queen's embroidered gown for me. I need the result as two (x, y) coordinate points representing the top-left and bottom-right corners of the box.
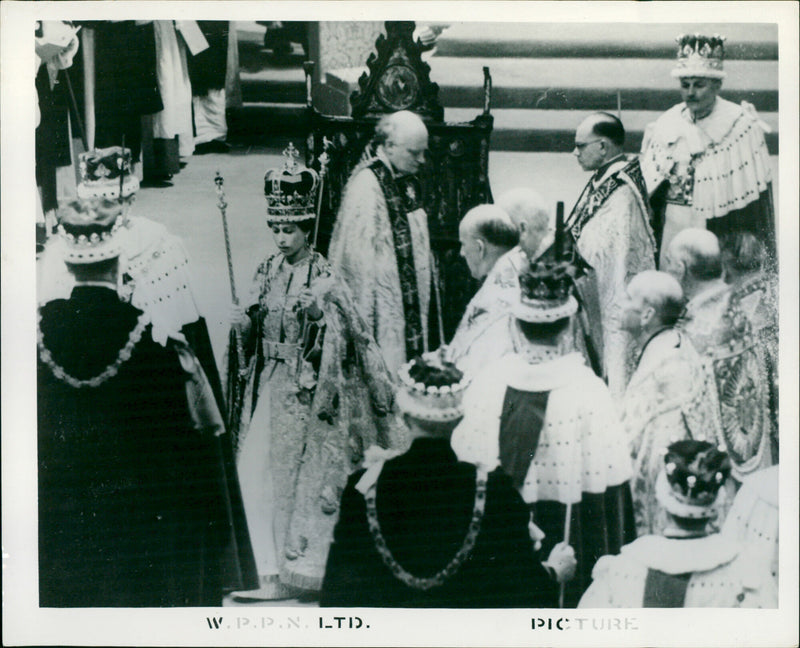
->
(227, 250), (394, 595)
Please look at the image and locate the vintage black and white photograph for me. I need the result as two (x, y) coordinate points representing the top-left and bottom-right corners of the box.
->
(2, 2), (798, 646)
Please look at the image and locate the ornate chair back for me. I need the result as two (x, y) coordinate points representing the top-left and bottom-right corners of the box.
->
(303, 21), (494, 342)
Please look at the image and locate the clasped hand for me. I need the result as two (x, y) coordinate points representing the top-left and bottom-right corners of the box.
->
(296, 288), (323, 321)
(229, 304), (249, 329)
(542, 542), (577, 584)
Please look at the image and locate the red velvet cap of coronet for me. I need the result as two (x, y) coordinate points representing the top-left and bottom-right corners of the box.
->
(513, 260), (579, 323)
(396, 354), (470, 422)
(76, 146), (139, 200)
(656, 439), (731, 519)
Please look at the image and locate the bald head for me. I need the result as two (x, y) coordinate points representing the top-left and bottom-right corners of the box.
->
(375, 111), (429, 176)
(458, 204), (519, 280)
(376, 110), (428, 141)
(496, 188), (552, 260)
(628, 271), (685, 328)
(665, 228), (723, 286)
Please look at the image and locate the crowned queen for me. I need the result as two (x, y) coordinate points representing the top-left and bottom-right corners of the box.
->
(226, 143), (396, 601)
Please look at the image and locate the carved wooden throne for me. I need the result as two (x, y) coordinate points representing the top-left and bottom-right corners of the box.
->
(303, 21), (494, 343)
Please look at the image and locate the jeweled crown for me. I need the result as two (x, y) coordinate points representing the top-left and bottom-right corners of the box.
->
(671, 33), (726, 79)
(663, 440), (731, 508)
(77, 146), (139, 200)
(515, 261), (578, 323)
(397, 353), (470, 422)
(56, 204), (124, 264)
(264, 143), (320, 223)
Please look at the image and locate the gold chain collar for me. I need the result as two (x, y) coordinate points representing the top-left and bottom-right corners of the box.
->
(38, 309), (149, 388)
(364, 466), (489, 590)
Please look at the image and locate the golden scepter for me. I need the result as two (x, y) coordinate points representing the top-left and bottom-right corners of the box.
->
(296, 137), (332, 377)
(214, 171), (238, 304)
(215, 171), (248, 438)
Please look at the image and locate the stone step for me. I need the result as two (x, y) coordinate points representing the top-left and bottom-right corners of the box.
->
(240, 73), (307, 104)
(433, 22), (778, 60)
(227, 104), (779, 154)
(326, 56), (777, 112)
(227, 102), (309, 143)
(445, 107), (779, 154)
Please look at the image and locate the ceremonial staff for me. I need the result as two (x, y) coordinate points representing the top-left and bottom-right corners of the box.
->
(214, 171), (238, 304)
(558, 501), (573, 609)
(297, 137), (332, 375)
(214, 171), (247, 437)
(307, 136), (332, 283)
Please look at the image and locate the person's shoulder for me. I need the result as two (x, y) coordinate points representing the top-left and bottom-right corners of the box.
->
(256, 252), (283, 275)
(311, 250), (334, 275)
(560, 358), (614, 399)
(719, 97), (768, 135)
(716, 96), (747, 118)
(39, 297), (71, 319)
(654, 102), (687, 126)
(346, 164), (381, 189)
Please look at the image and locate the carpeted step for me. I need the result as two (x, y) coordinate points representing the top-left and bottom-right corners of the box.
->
(227, 104), (779, 154)
(240, 69), (307, 104)
(434, 22), (778, 60)
(326, 56), (777, 113)
(443, 108), (779, 154)
(227, 103), (308, 143)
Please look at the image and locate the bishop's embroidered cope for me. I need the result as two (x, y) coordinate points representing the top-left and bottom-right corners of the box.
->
(368, 160), (426, 360)
(566, 156), (650, 241)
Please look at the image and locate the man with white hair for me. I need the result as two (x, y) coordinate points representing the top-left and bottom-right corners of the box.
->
(662, 228), (731, 354)
(665, 227), (774, 486)
(444, 204), (520, 377)
(496, 187), (553, 263)
(329, 110), (432, 376)
(620, 270), (722, 536)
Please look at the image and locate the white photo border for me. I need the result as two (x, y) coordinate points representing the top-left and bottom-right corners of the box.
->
(3, 2), (798, 647)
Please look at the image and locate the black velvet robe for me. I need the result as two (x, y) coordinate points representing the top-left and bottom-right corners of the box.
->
(37, 287), (231, 606)
(320, 438), (558, 608)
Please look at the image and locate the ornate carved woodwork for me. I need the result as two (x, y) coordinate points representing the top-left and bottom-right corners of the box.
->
(303, 22), (494, 342)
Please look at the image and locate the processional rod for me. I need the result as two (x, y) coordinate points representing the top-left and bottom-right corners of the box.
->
(214, 171), (238, 305)
(554, 201), (565, 262)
